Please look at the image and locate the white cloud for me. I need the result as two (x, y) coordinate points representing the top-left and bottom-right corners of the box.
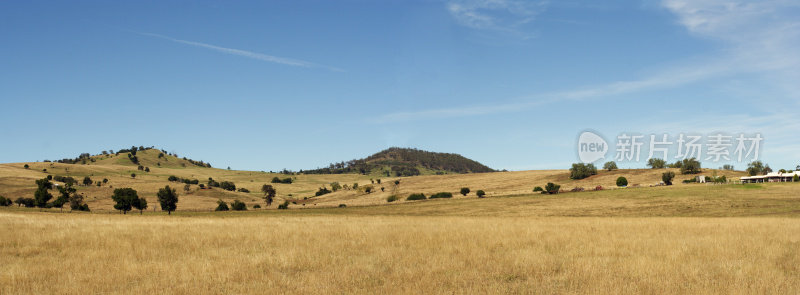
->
(380, 0), (800, 122)
(139, 32), (344, 72)
(447, 0), (547, 34)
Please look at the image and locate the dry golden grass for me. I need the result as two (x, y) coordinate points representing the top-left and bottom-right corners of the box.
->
(1, 211), (798, 294)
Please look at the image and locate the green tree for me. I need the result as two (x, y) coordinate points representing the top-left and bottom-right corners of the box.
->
(261, 184), (276, 207)
(460, 187), (470, 196)
(746, 161), (764, 176)
(616, 177), (628, 187)
(54, 183), (76, 212)
(112, 188), (139, 214)
(662, 171), (675, 185)
(132, 197), (148, 215)
(157, 185), (179, 215)
(603, 161), (618, 171)
(544, 183), (561, 194)
(24, 164), (29, 169)
(569, 163), (597, 180)
(476, 190), (486, 198)
(647, 158), (666, 169)
(231, 200), (247, 211)
(680, 158), (702, 174)
(34, 178), (53, 208)
(82, 176), (93, 186)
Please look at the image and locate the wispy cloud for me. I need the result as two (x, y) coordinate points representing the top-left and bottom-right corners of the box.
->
(380, 0), (800, 123)
(447, 0), (547, 36)
(138, 32), (344, 72)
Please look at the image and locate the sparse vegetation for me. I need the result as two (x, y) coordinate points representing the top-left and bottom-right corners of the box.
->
(407, 193), (426, 201)
(386, 195), (399, 203)
(430, 192), (453, 199)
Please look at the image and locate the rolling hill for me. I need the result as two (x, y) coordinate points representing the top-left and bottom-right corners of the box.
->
(0, 146), (749, 212)
(302, 147), (495, 176)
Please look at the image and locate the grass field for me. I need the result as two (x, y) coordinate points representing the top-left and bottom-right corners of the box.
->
(2, 152), (798, 293)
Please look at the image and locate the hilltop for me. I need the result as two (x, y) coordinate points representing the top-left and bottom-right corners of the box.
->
(302, 147), (495, 176)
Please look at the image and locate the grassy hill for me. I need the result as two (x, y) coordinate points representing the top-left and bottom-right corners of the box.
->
(302, 147), (495, 176)
(0, 145), (749, 212)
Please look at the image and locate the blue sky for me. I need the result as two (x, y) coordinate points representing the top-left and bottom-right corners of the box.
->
(1, 0), (798, 171)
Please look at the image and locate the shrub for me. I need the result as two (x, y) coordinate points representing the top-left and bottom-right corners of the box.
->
(544, 183), (560, 194)
(24, 164), (29, 169)
(82, 176), (93, 186)
(662, 171), (676, 185)
(0, 196), (12, 206)
(231, 200), (247, 211)
(330, 182), (342, 192)
(570, 163), (598, 180)
(215, 200), (229, 211)
(533, 186), (544, 192)
(603, 161), (618, 171)
(362, 185), (374, 194)
(616, 177), (628, 187)
(570, 187), (585, 192)
(338, 204), (347, 208)
(271, 177), (293, 184)
(430, 192), (453, 199)
(386, 195), (399, 203)
(253, 204), (261, 209)
(460, 187), (470, 196)
(476, 190), (486, 198)
(595, 185), (603, 191)
(795, 175), (800, 182)
(315, 187), (332, 196)
(168, 175), (179, 182)
(407, 193), (426, 201)
(237, 188), (250, 193)
(219, 181), (236, 191)
(130, 173), (136, 178)
(277, 201), (289, 210)
(682, 178), (697, 184)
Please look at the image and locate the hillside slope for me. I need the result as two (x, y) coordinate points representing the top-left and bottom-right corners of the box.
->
(303, 147), (494, 176)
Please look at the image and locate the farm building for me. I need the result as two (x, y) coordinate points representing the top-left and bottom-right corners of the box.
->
(740, 171), (800, 183)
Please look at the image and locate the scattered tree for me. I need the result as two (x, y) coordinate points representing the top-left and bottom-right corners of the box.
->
(647, 158), (666, 169)
(157, 185), (179, 215)
(0, 196), (12, 206)
(261, 184), (276, 207)
(476, 190), (486, 198)
(662, 171), (675, 185)
(24, 164), (29, 169)
(544, 183), (561, 194)
(603, 161), (618, 171)
(680, 158), (702, 174)
(219, 181), (236, 191)
(34, 178), (53, 208)
(132, 197), (148, 215)
(460, 187), (470, 196)
(215, 200), (230, 211)
(82, 176), (93, 186)
(616, 177), (628, 187)
(111, 188), (139, 214)
(747, 161), (765, 176)
(533, 186), (544, 193)
(231, 200), (247, 211)
(569, 163), (597, 180)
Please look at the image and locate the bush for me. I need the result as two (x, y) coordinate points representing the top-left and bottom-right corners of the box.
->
(533, 186), (544, 192)
(231, 200), (247, 211)
(476, 190), (486, 198)
(168, 175), (179, 182)
(430, 192), (453, 199)
(338, 204), (347, 208)
(569, 163), (598, 180)
(682, 178), (697, 184)
(603, 161), (618, 171)
(330, 182), (342, 192)
(0, 196), (12, 206)
(277, 201), (289, 210)
(315, 187), (332, 196)
(460, 187), (470, 196)
(386, 195), (399, 202)
(219, 181), (236, 191)
(253, 204), (261, 209)
(237, 188), (250, 193)
(794, 175), (800, 182)
(544, 183), (560, 194)
(662, 171), (676, 185)
(271, 177), (293, 184)
(130, 173), (136, 178)
(616, 177), (628, 187)
(82, 176), (93, 186)
(595, 185), (603, 191)
(407, 193), (426, 201)
(24, 164), (29, 169)
(215, 200), (229, 211)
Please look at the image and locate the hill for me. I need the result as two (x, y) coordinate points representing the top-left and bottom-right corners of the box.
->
(302, 147), (495, 176)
